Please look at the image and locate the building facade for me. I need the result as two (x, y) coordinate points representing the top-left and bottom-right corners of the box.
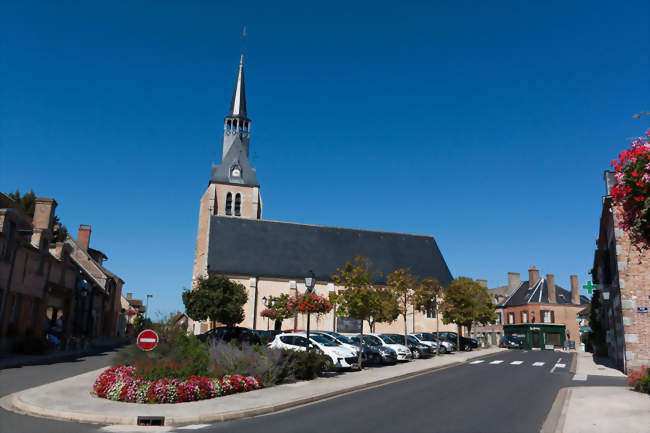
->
(190, 55), (456, 335)
(591, 171), (650, 372)
(0, 193), (125, 354)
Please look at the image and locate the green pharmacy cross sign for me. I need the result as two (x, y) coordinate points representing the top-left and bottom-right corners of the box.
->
(583, 281), (595, 295)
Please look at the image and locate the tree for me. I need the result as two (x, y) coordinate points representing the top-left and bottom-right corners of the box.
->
(261, 293), (294, 330)
(386, 268), (418, 347)
(182, 274), (248, 329)
(331, 256), (376, 368)
(368, 286), (400, 333)
(440, 277), (496, 349)
(414, 277), (444, 354)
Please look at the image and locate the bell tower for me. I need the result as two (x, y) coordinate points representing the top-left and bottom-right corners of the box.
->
(193, 53), (262, 285)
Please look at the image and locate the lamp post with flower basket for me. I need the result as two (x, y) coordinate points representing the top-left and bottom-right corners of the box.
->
(609, 129), (650, 251)
(287, 271), (333, 352)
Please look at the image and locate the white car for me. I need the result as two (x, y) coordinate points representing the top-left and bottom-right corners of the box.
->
(310, 331), (360, 354)
(361, 333), (412, 361)
(409, 333), (438, 350)
(269, 333), (359, 369)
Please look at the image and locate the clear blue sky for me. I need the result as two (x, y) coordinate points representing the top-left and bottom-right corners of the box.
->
(2, 1), (648, 318)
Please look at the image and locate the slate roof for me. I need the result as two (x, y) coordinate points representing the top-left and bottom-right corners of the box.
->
(502, 279), (589, 306)
(207, 217), (453, 285)
(210, 136), (258, 186)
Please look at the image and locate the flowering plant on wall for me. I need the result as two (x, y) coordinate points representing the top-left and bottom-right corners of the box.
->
(260, 308), (278, 320)
(287, 292), (333, 315)
(610, 128), (650, 250)
(93, 365), (263, 404)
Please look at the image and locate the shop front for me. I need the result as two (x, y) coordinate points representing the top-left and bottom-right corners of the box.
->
(503, 323), (566, 350)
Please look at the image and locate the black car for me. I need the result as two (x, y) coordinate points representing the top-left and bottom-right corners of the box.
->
(433, 332), (477, 351)
(349, 335), (398, 365)
(382, 334), (435, 359)
(499, 335), (524, 349)
(197, 326), (261, 345)
(252, 329), (283, 345)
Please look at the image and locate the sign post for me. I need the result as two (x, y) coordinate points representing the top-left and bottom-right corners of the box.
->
(137, 329), (159, 351)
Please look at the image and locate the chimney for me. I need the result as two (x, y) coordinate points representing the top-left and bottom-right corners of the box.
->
(528, 266), (540, 287)
(546, 274), (556, 303)
(126, 293), (133, 300)
(570, 275), (580, 304)
(476, 279), (488, 288)
(78, 224), (91, 251)
(31, 197), (57, 249)
(508, 272), (521, 291)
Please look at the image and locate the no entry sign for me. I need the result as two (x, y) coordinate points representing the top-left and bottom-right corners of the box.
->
(137, 329), (159, 351)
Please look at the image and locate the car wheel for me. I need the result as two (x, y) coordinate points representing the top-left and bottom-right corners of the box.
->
(463, 344), (471, 351)
(323, 358), (335, 371)
(412, 349), (420, 359)
(439, 346), (447, 354)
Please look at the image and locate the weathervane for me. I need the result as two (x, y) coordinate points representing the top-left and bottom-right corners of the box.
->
(241, 26), (247, 56)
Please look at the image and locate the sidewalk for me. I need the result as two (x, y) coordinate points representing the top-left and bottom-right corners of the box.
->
(0, 338), (131, 370)
(553, 351), (649, 433)
(0, 347), (504, 426)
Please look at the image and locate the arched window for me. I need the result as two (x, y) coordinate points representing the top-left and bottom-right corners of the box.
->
(225, 193), (232, 215)
(234, 193), (241, 216)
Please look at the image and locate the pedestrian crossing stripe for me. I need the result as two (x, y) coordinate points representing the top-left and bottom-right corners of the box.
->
(469, 360), (484, 364)
(489, 360), (504, 364)
(555, 363), (566, 368)
(532, 362), (545, 366)
(510, 361), (523, 365)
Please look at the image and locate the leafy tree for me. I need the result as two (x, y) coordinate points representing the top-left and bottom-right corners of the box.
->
(440, 277), (496, 348)
(414, 277), (444, 354)
(368, 286), (400, 332)
(331, 256), (376, 368)
(386, 268), (419, 347)
(8, 190), (36, 218)
(264, 293), (295, 330)
(182, 274), (248, 329)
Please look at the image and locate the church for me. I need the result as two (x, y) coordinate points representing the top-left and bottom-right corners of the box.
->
(190, 54), (455, 335)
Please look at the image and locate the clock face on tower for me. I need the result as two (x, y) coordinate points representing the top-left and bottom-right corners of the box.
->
(231, 165), (241, 178)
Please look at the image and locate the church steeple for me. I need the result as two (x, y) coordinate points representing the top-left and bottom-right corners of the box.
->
(229, 54), (247, 118)
(222, 54), (251, 160)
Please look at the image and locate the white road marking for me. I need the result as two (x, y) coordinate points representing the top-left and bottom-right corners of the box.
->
(555, 363), (566, 368)
(532, 362), (545, 366)
(489, 360), (504, 364)
(469, 360), (484, 364)
(510, 361), (523, 365)
(573, 374), (588, 381)
(550, 357), (563, 373)
(178, 425), (212, 430)
(139, 338), (157, 342)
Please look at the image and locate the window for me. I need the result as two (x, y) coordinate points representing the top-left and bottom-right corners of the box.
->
(546, 333), (561, 346)
(508, 312), (515, 324)
(496, 312), (503, 325)
(426, 306), (436, 318)
(522, 311), (528, 323)
(225, 193), (232, 215)
(234, 193), (241, 216)
(543, 310), (551, 323)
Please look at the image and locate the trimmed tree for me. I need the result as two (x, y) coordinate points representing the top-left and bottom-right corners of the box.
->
(369, 286), (400, 333)
(260, 293), (294, 330)
(332, 256), (376, 368)
(414, 277), (444, 354)
(440, 277), (496, 349)
(182, 274), (248, 329)
(386, 268), (418, 348)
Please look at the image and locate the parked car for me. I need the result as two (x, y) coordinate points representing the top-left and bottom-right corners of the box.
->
(197, 326), (261, 345)
(413, 333), (456, 354)
(252, 329), (283, 345)
(432, 331), (477, 351)
(269, 333), (358, 369)
(348, 335), (398, 365)
(310, 331), (359, 354)
(361, 333), (412, 361)
(408, 333), (439, 350)
(499, 335), (524, 349)
(382, 334), (435, 359)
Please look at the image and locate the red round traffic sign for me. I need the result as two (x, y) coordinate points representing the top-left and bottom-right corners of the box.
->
(137, 329), (159, 351)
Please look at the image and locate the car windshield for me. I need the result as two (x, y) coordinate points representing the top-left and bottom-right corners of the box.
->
(363, 335), (382, 346)
(310, 335), (338, 346)
(378, 335), (395, 344)
(407, 336), (420, 344)
(331, 333), (354, 344)
(418, 333), (434, 341)
(380, 335), (402, 344)
(507, 336), (522, 343)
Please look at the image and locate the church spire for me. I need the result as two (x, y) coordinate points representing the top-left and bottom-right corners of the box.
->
(228, 54), (247, 118)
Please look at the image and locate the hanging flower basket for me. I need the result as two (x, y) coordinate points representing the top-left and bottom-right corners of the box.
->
(287, 292), (333, 315)
(260, 308), (278, 320)
(610, 129), (650, 250)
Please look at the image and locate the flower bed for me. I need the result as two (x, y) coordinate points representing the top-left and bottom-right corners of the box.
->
(93, 366), (263, 404)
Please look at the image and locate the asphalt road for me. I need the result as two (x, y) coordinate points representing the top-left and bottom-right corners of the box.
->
(0, 349), (626, 433)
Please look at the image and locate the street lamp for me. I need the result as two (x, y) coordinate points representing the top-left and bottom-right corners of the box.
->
(304, 270), (316, 351)
(262, 296), (269, 330)
(146, 294), (153, 319)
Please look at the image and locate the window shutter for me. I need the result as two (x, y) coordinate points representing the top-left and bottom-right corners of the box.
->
(551, 311), (555, 323)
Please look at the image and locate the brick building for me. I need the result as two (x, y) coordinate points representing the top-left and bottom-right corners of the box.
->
(0, 193), (124, 354)
(591, 171), (650, 372)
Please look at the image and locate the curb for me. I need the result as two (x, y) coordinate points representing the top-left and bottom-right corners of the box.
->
(540, 387), (570, 433)
(569, 352), (578, 375)
(2, 349), (505, 426)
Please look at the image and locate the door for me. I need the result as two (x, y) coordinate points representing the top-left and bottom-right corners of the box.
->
(532, 330), (540, 348)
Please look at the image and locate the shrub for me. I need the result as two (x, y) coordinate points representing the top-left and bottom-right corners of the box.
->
(626, 365), (650, 393)
(285, 349), (330, 380)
